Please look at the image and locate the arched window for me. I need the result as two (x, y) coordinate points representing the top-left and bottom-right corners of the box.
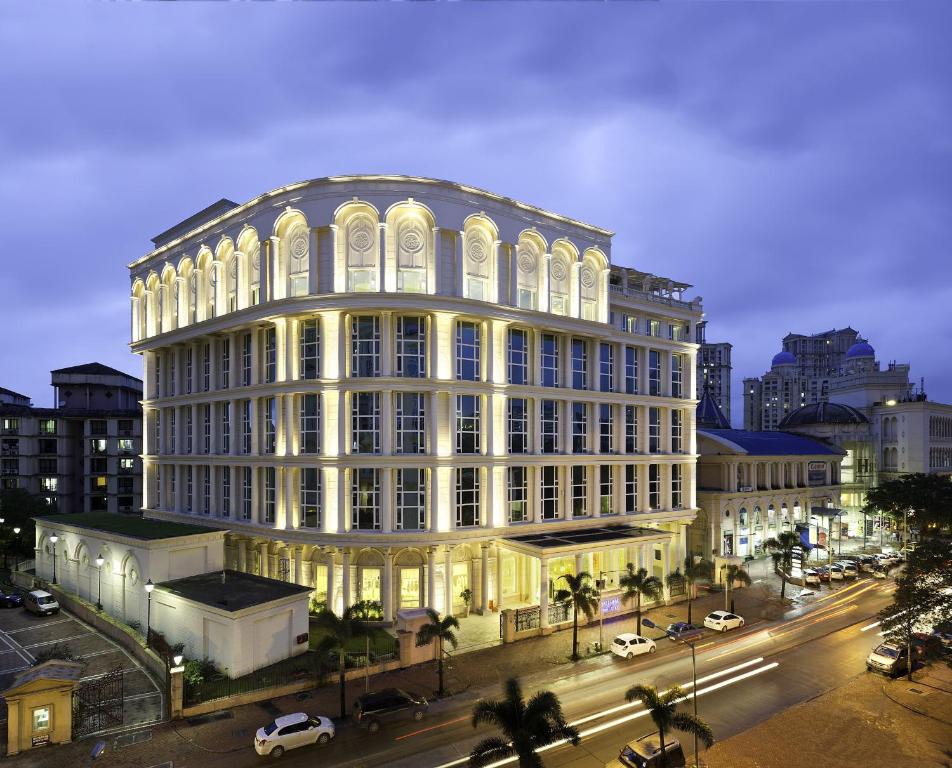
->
(386, 201), (435, 294)
(738, 507), (748, 528)
(515, 231), (545, 310)
(462, 215), (497, 303)
(131, 280), (146, 342)
(237, 227), (260, 309)
(549, 243), (573, 316)
(337, 202), (380, 293)
(217, 238), (236, 313)
(145, 273), (160, 337)
(581, 248), (608, 322)
(197, 249), (215, 321)
(161, 265), (177, 331)
(275, 210), (310, 299)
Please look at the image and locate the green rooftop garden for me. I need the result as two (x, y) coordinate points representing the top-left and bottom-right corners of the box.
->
(35, 512), (222, 541)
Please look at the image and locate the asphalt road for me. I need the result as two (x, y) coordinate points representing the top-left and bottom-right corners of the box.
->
(265, 578), (894, 768)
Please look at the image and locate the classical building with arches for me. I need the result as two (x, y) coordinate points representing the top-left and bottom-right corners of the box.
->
(128, 176), (702, 625)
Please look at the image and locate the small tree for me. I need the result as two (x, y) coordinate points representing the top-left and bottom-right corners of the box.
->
(620, 564), (663, 635)
(764, 531), (800, 600)
(415, 608), (460, 697)
(554, 571), (599, 661)
(682, 556), (713, 626)
(722, 564), (752, 614)
(624, 684), (714, 768)
(312, 607), (372, 718)
(470, 677), (580, 768)
(863, 473), (952, 537)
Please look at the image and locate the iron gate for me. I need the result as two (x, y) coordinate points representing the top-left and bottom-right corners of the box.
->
(72, 666), (124, 738)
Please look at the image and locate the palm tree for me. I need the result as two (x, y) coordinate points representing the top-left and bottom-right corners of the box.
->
(620, 564), (663, 635)
(415, 608), (460, 697)
(470, 677), (580, 768)
(624, 684), (714, 768)
(682, 556), (713, 626)
(722, 564), (752, 614)
(553, 571), (600, 661)
(312, 606), (372, 718)
(764, 531), (800, 600)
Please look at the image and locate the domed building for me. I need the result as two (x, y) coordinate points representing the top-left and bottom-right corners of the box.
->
(124, 175), (704, 633)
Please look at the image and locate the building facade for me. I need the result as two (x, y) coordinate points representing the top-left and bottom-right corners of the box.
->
(0, 365), (143, 515)
(695, 321), (732, 424)
(128, 175), (703, 624)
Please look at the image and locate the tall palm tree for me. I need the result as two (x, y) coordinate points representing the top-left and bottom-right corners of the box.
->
(620, 564), (663, 635)
(554, 571), (599, 661)
(682, 556), (714, 626)
(312, 606), (371, 718)
(470, 677), (580, 768)
(624, 684), (714, 768)
(722, 564), (752, 614)
(415, 608), (460, 697)
(764, 531), (800, 600)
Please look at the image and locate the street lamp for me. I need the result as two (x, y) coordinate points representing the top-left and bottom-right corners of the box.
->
(645, 618), (701, 766)
(145, 579), (154, 646)
(50, 533), (58, 585)
(11, 527), (20, 573)
(95, 554), (104, 611)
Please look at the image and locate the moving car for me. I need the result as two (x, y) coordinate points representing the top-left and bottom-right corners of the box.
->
(703, 611), (744, 632)
(354, 688), (428, 733)
(0, 592), (23, 608)
(664, 622), (704, 642)
(254, 712), (335, 758)
(24, 590), (59, 616)
(611, 633), (657, 659)
(866, 642), (913, 677)
(618, 734), (686, 768)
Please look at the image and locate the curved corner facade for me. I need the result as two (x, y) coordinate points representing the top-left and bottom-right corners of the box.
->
(128, 175), (702, 623)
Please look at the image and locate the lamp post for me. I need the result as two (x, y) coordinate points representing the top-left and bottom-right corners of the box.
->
(645, 618), (701, 767)
(95, 554), (104, 611)
(11, 527), (20, 573)
(50, 533), (58, 585)
(145, 579), (154, 646)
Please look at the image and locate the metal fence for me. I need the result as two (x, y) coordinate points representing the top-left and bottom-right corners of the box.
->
(515, 606), (540, 632)
(548, 601), (571, 625)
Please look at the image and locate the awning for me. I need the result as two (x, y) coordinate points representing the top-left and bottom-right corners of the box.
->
(502, 525), (672, 558)
(809, 507), (844, 518)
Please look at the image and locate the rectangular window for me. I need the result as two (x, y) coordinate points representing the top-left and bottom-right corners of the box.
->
(625, 405), (638, 453)
(241, 332), (252, 386)
(541, 465), (560, 520)
(90, 438), (107, 455)
(90, 420), (107, 436)
(541, 333), (559, 387)
(671, 353), (683, 398)
(154, 356), (161, 398)
(202, 465), (211, 515)
(648, 350), (661, 396)
(263, 397), (276, 454)
(625, 347), (638, 394)
(264, 326), (277, 383)
(517, 287), (535, 310)
(571, 466), (587, 517)
(396, 316), (426, 378)
(39, 419), (56, 435)
(38, 458), (57, 474)
(300, 394), (320, 454)
(202, 404), (211, 454)
(671, 409), (683, 453)
(395, 393), (426, 454)
(301, 467), (320, 528)
(456, 321), (480, 381)
(599, 343), (614, 392)
(507, 328), (529, 386)
(118, 438), (134, 453)
(455, 467), (480, 527)
(118, 419), (133, 436)
(456, 395), (480, 454)
(241, 467), (252, 519)
(264, 466), (275, 523)
(599, 404), (613, 453)
(507, 466), (528, 523)
(38, 438), (56, 454)
(672, 464), (683, 509)
(222, 466), (231, 518)
(300, 319), (320, 380)
(185, 466), (193, 512)
(90, 457), (107, 473)
(507, 398), (528, 454)
(572, 402), (588, 453)
(40, 476), (57, 492)
(352, 467), (380, 529)
(396, 468), (425, 530)
(351, 316), (380, 378)
(168, 354), (176, 396)
(352, 392), (380, 454)
(649, 407), (661, 453)
(600, 465), (613, 515)
(649, 464), (661, 510)
(571, 339), (588, 390)
(202, 343), (211, 391)
(32, 707), (50, 732)
(541, 399), (559, 454)
(168, 410), (176, 454)
(647, 319), (661, 337)
(625, 465), (637, 513)
(185, 347), (193, 394)
(221, 401), (230, 454)
(241, 400), (251, 454)
(221, 337), (230, 389)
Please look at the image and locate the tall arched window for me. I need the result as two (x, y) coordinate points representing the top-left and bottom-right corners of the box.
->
(275, 210), (310, 299)
(197, 249), (215, 321)
(336, 202), (380, 293)
(388, 203), (434, 294)
(462, 215), (497, 303)
(216, 238), (236, 314)
(515, 231), (545, 310)
(131, 280), (145, 342)
(161, 266), (177, 331)
(581, 248), (608, 323)
(237, 227), (260, 309)
(550, 240), (576, 316)
(145, 273), (160, 337)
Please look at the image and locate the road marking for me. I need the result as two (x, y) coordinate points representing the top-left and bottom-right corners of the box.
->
(0, 630), (35, 667)
(22, 632), (91, 650)
(860, 621), (881, 632)
(5, 618), (73, 634)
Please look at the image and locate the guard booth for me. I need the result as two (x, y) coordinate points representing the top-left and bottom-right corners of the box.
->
(2, 660), (84, 756)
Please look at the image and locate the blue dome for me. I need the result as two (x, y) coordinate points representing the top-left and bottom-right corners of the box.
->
(771, 350), (797, 367)
(846, 341), (875, 359)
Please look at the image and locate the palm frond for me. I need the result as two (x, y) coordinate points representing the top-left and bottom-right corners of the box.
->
(468, 736), (513, 768)
(660, 685), (686, 706)
(472, 697), (509, 729)
(625, 683), (662, 709)
(670, 712), (715, 748)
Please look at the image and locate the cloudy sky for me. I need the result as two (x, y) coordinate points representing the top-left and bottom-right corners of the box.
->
(1, 2), (949, 423)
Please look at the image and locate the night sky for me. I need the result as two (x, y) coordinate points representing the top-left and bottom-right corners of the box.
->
(2, 3), (949, 423)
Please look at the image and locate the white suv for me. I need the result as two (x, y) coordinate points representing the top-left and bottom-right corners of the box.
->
(254, 712), (335, 758)
(704, 611), (745, 632)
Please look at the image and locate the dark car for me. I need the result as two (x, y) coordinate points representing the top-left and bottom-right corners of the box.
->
(353, 688), (428, 733)
(664, 622), (704, 642)
(0, 592), (23, 608)
(813, 566), (831, 583)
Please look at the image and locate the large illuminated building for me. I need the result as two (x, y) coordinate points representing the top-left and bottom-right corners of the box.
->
(128, 176), (702, 625)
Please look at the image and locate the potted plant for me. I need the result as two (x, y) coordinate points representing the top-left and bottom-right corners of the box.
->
(459, 588), (473, 617)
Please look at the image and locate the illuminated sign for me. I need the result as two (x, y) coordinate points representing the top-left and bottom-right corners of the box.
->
(601, 596), (621, 614)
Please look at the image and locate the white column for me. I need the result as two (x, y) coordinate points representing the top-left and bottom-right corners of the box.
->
(383, 549), (394, 624)
(444, 546), (453, 615)
(341, 548), (352, 612)
(427, 546), (437, 611)
(480, 544), (490, 613)
(540, 559), (550, 628)
(495, 545), (504, 610)
(326, 549), (337, 615)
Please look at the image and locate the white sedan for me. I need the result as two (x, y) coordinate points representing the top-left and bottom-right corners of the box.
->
(254, 712), (335, 758)
(703, 611), (745, 633)
(611, 633), (657, 659)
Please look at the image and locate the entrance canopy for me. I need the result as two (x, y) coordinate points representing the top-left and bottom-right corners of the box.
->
(809, 507), (844, 518)
(503, 525), (671, 558)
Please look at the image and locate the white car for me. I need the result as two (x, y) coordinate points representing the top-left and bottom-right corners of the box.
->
(611, 633), (657, 659)
(828, 564), (845, 580)
(703, 611), (745, 632)
(801, 569), (821, 586)
(834, 562), (858, 578)
(254, 712), (335, 758)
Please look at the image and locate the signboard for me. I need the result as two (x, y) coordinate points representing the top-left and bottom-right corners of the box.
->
(32, 734), (50, 748)
(600, 596), (622, 614)
(808, 461), (827, 486)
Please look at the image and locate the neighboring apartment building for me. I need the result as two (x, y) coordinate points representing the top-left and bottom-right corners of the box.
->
(0, 364), (143, 514)
(128, 175), (703, 624)
(695, 320), (732, 425)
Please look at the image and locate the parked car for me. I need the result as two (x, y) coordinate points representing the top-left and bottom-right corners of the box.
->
(354, 688), (428, 733)
(814, 566), (831, 583)
(0, 592), (23, 608)
(612, 633), (658, 659)
(872, 568), (888, 580)
(618, 733), (686, 768)
(24, 589), (59, 616)
(703, 611), (745, 632)
(664, 622), (704, 642)
(834, 562), (858, 578)
(828, 564), (845, 581)
(866, 642), (915, 677)
(857, 556), (878, 572)
(254, 712), (335, 758)
(801, 569), (821, 586)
